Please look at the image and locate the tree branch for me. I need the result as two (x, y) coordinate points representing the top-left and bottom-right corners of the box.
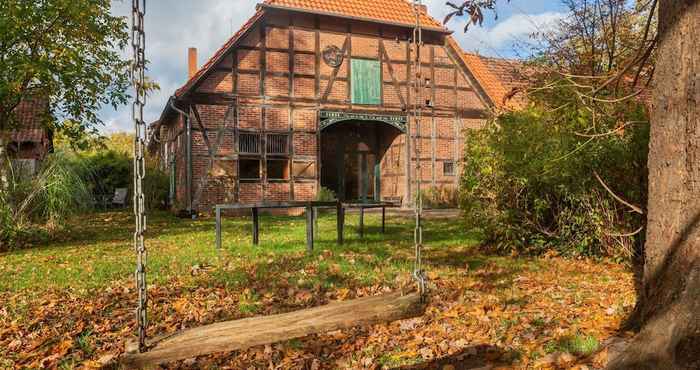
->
(593, 170), (644, 214)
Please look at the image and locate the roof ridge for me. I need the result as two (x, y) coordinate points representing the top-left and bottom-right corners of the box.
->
(262, 0), (447, 31)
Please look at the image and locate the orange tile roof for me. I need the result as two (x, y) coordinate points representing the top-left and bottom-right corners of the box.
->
(458, 50), (530, 110)
(262, 0), (446, 31)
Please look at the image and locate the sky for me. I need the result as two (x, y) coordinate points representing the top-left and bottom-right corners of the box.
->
(102, 0), (567, 133)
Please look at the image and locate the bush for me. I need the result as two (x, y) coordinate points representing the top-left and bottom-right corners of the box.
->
(141, 165), (169, 210)
(78, 150), (169, 210)
(82, 150), (131, 201)
(316, 186), (337, 202)
(418, 185), (459, 209)
(461, 106), (648, 259)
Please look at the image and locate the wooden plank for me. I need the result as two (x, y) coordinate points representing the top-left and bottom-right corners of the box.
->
(215, 201), (337, 210)
(122, 292), (424, 368)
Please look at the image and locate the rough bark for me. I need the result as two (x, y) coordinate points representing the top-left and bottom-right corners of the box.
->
(608, 1), (700, 369)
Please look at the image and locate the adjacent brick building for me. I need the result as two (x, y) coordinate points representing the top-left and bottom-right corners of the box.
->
(149, 0), (521, 213)
(3, 96), (53, 175)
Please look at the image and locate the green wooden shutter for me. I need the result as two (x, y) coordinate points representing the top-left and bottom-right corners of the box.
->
(351, 59), (381, 105)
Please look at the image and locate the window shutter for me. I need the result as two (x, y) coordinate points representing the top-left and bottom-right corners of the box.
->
(351, 59), (381, 105)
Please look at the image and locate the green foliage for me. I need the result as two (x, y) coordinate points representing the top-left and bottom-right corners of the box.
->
(77, 146), (168, 210)
(418, 185), (459, 209)
(316, 186), (337, 202)
(0, 152), (93, 250)
(545, 333), (600, 356)
(461, 103), (648, 259)
(0, 0), (129, 132)
(37, 153), (93, 226)
(142, 166), (169, 210)
(82, 150), (131, 199)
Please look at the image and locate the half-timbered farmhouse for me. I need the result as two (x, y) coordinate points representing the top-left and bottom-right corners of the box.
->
(149, 0), (523, 213)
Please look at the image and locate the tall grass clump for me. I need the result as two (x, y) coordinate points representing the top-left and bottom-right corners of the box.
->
(0, 152), (93, 250)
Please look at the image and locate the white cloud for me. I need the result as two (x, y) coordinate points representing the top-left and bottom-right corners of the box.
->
(100, 0), (257, 133)
(450, 11), (565, 58)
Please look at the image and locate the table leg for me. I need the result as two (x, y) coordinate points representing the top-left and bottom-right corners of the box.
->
(216, 207), (222, 249)
(381, 206), (386, 233)
(252, 207), (259, 245)
(306, 205), (314, 253)
(359, 207), (364, 238)
(337, 203), (344, 245)
(313, 207), (319, 238)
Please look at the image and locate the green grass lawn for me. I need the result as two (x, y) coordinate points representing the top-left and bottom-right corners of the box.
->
(0, 210), (635, 369)
(0, 209), (480, 295)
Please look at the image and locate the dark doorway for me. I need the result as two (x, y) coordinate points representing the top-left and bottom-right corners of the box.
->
(321, 120), (401, 202)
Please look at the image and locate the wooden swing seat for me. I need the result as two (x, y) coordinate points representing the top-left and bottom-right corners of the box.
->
(121, 291), (424, 368)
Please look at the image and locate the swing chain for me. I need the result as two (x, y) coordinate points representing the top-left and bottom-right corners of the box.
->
(412, 0), (427, 302)
(131, 0), (148, 353)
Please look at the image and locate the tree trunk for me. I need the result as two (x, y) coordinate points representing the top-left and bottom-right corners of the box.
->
(0, 134), (9, 192)
(608, 1), (700, 369)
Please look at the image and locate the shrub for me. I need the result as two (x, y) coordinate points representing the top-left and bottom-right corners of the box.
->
(419, 185), (459, 209)
(141, 165), (169, 210)
(316, 186), (337, 202)
(461, 105), (648, 259)
(82, 149), (131, 201)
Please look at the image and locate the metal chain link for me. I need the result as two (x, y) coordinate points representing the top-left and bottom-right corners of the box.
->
(131, 0), (148, 353)
(412, 0), (427, 301)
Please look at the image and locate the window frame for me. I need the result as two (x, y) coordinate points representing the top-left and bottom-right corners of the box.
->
(443, 160), (455, 176)
(238, 157), (262, 181)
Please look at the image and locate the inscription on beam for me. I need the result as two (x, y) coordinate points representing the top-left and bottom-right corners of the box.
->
(319, 111), (407, 132)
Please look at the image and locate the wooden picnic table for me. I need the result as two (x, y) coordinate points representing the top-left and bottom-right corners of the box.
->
(214, 201), (401, 252)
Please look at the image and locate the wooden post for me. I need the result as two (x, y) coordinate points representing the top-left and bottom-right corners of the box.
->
(306, 205), (314, 253)
(359, 206), (364, 238)
(252, 207), (259, 245)
(337, 202), (344, 245)
(216, 206), (222, 249)
(381, 206), (386, 234)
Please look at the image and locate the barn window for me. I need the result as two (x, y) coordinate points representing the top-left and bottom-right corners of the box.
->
(239, 158), (261, 180)
(267, 159), (290, 180)
(238, 132), (261, 154)
(443, 161), (455, 176)
(266, 133), (289, 155)
(351, 59), (381, 105)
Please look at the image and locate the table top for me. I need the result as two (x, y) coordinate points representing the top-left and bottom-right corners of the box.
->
(215, 201), (400, 211)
